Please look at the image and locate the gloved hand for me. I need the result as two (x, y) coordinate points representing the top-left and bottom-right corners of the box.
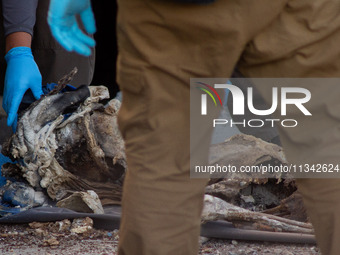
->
(48, 0), (96, 56)
(3, 47), (43, 131)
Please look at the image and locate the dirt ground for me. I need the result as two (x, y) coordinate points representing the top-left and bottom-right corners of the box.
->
(200, 239), (319, 255)
(0, 222), (320, 255)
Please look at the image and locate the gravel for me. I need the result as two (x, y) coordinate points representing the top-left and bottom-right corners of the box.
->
(199, 238), (320, 255)
(0, 221), (321, 255)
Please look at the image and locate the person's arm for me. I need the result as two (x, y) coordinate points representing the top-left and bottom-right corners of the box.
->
(2, 0), (38, 38)
(5, 32), (31, 53)
(1, 0), (43, 130)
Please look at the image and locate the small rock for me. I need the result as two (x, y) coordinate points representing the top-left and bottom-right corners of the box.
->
(199, 236), (210, 245)
(56, 191), (104, 214)
(273, 248), (283, 254)
(311, 247), (318, 252)
(71, 226), (92, 234)
(281, 250), (294, 255)
(239, 181), (248, 187)
(34, 228), (48, 237)
(29, 222), (47, 229)
(71, 217), (93, 234)
(55, 219), (71, 232)
(43, 238), (59, 247)
(246, 249), (257, 255)
(113, 229), (119, 241)
(241, 195), (255, 204)
(231, 240), (238, 245)
(201, 247), (214, 254)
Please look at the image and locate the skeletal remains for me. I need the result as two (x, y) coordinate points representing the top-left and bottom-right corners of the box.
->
(2, 69), (125, 206)
(1, 69), (312, 234)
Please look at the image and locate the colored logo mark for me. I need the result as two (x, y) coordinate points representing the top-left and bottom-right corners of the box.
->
(196, 82), (223, 115)
(196, 82), (223, 106)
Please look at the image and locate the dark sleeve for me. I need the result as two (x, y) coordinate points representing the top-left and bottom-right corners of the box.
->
(1, 0), (39, 37)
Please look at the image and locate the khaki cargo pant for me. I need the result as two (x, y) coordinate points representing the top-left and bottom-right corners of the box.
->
(116, 0), (340, 254)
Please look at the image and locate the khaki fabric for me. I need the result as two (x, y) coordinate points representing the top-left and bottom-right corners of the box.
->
(116, 0), (340, 254)
(116, 0), (285, 254)
(240, 3), (340, 253)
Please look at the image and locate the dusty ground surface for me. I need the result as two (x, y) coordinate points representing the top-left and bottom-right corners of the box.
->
(0, 220), (119, 255)
(199, 239), (320, 255)
(0, 221), (320, 255)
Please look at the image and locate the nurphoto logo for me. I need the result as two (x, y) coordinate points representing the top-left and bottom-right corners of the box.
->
(197, 82), (312, 128)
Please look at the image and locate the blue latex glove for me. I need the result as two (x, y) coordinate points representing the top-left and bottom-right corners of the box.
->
(3, 47), (43, 131)
(48, 0), (96, 56)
